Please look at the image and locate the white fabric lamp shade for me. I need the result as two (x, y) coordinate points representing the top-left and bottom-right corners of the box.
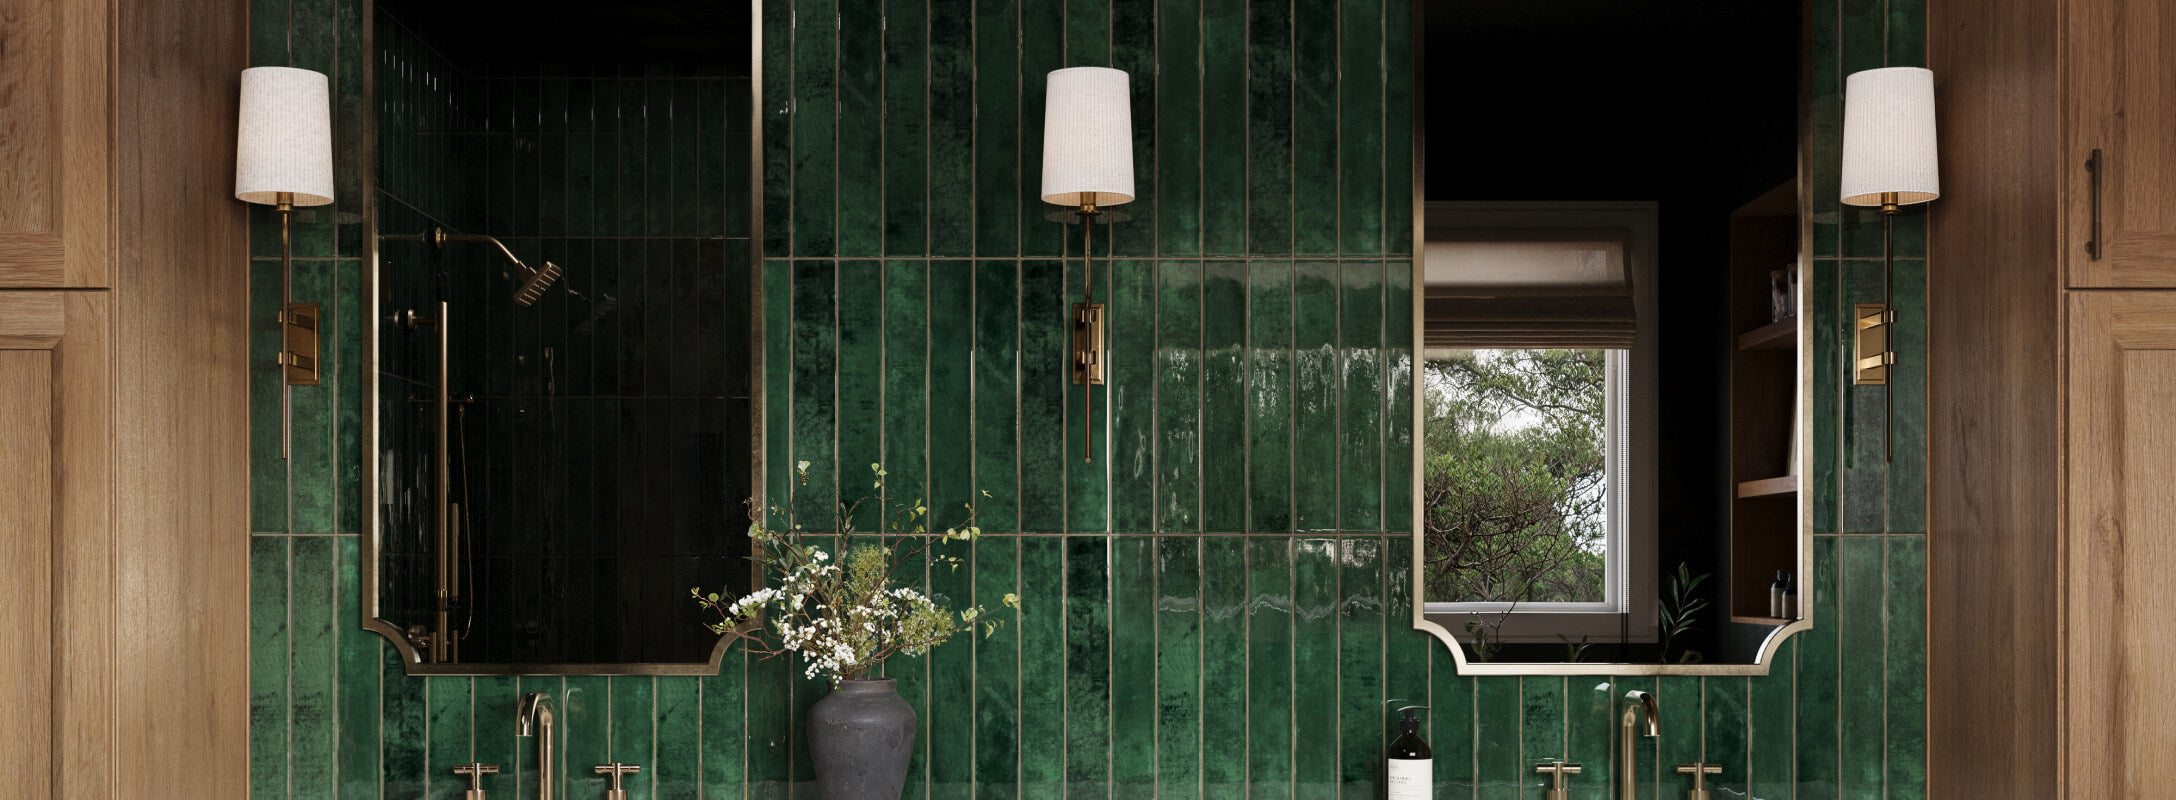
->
(1039, 67), (1135, 207)
(236, 66), (337, 207)
(1840, 66), (1938, 207)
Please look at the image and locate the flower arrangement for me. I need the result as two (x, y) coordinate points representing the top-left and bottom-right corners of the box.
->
(694, 461), (1016, 682)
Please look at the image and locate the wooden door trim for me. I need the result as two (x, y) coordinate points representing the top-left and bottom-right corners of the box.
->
(0, 292), (68, 348)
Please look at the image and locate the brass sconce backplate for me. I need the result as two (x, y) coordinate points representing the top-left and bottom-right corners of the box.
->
(282, 301), (322, 386)
(1072, 302), (1106, 385)
(1853, 302), (1891, 386)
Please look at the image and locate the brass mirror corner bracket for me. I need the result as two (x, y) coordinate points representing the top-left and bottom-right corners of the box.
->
(280, 302), (322, 386)
(1852, 302), (1893, 386)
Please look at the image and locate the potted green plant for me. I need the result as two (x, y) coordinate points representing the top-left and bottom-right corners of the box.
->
(694, 461), (1013, 800)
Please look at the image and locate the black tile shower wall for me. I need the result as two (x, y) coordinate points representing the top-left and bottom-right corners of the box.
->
(252, 0), (1928, 798)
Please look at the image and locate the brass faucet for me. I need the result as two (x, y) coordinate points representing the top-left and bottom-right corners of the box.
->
(516, 692), (555, 800)
(1620, 690), (1659, 800)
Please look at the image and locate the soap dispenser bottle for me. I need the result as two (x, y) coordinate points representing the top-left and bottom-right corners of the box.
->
(1387, 705), (1431, 800)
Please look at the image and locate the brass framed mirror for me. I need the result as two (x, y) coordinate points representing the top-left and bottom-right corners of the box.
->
(1407, 0), (1813, 675)
(359, 0), (765, 675)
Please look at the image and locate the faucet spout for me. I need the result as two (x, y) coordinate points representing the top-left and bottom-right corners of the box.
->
(517, 691), (555, 800)
(1620, 690), (1659, 800)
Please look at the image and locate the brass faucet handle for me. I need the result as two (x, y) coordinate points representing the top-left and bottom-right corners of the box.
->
(594, 763), (642, 792)
(1534, 761), (1581, 800)
(1675, 762), (1723, 800)
(451, 763), (499, 799)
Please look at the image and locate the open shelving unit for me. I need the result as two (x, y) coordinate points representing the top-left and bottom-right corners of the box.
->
(1726, 179), (1803, 625)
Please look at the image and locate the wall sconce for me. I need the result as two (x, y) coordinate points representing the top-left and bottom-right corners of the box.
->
(1040, 66), (1135, 463)
(236, 66), (337, 459)
(1840, 65), (1939, 461)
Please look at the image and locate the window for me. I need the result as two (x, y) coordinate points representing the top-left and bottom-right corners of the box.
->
(1419, 203), (1658, 644)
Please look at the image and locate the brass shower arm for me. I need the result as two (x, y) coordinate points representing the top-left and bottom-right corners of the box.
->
(379, 227), (540, 277)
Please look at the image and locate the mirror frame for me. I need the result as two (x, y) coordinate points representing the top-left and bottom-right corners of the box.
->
(358, 0), (767, 676)
(1405, 0), (1815, 676)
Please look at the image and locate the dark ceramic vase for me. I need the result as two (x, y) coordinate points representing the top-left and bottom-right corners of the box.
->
(807, 678), (917, 800)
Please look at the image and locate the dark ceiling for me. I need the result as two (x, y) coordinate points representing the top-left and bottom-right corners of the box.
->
(379, 0), (754, 75)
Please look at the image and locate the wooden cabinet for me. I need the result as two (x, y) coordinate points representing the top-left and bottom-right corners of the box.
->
(2063, 292), (2176, 798)
(0, 0), (113, 287)
(2064, 0), (2176, 287)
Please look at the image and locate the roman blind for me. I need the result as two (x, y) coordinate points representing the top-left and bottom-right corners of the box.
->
(1423, 227), (1637, 349)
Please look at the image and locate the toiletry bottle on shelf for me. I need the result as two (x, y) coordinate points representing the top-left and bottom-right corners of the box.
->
(1769, 570), (1789, 618)
(1388, 705), (1432, 800)
(1782, 574), (1798, 619)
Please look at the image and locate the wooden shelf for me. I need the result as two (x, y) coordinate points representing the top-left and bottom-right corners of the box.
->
(1737, 317), (1798, 351)
(1730, 615), (1794, 626)
(1736, 475), (1799, 498)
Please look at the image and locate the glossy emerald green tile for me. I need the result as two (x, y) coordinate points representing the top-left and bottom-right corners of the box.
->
(1109, 0), (1157, 259)
(973, 262), (1020, 531)
(1290, 0), (1338, 256)
(882, 260), (930, 519)
(699, 81), (730, 237)
(335, 259), (364, 533)
(1839, 536), (1885, 798)
(250, 261), (288, 533)
(1383, 0), (1414, 257)
(1291, 538), (1339, 797)
(1066, 0), (1111, 66)
(702, 654), (746, 797)
(1704, 677), (1750, 797)
(1384, 262), (1413, 520)
(1109, 260), (1157, 531)
(594, 83), (624, 236)
(1748, 639), (1795, 799)
(973, 0), (1020, 258)
(1247, 0), (1294, 256)
(1426, 655), (1474, 797)
(249, 536), (289, 800)
(1338, 537), (1384, 797)
(927, 0), (974, 257)
(610, 677), (657, 798)
(1654, 675), (1702, 800)
(335, 536), (379, 800)
(1844, 202), (1927, 260)
(671, 81), (701, 236)
(1565, 677), (1613, 800)
(1246, 537), (1294, 799)
(1020, 260), (1068, 532)
(1110, 536), (1157, 794)
(540, 134), (568, 238)
(1064, 536), (1112, 797)
(743, 650), (792, 798)
(882, 0), (929, 256)
(1066, 257), (1112, 532)
(1248, 261), (1294, 532)
(790, 259), (839, 524)
(1473, 676), (1521, 800)
(762, 0), (793, 257)
(1155, 537), (1202, 798)
(1810, 95), (1841, 258)
(426, 677), (473, 800)
(1293, 261), (1341, 530)
(766, 260), (794, 513)
(620, 83), (650, 237)
(1020, 3), (1067, 259)
(1610, 675), (1660, 800)
(1341, 261), (1385, 531)
(926, 531), (975, 799)
(292, 261), (337, 533)
(290, 538), (337, 796)
(653, 677), (700, 800)
(973, 536), (1020, 797)
(927, 261), (975, 521)
(1200, 537), (1247, 793)
(888, 539), (932, 800)
(1841, 0), (1886, 75)
(1811, 259), (1841, 533)
(560, 676), (611, 798)
(1018, 537), (1066, 794)
(1887, 259), (1928, 532)
(1796, 537), (1842, 798)
(1155, 0), (1203, 257)
(1381, 539), (1429, 747)
(251, 0), (285, 65)
(791, 0), (836, 255)
(1887, 536), (1928, 799)
(1841, 260), (1887, 533)
(381, 652), (426, 797)
(1201, 261), (1248, 531)
(1519, 677), (1566, 798)
(471, 677), (518, 797)
(830, 0), (880, 252)
(1157, 260), (1203, 531)
(837, 261), (885, 533)
(1338, 0), (1385, 256)
(1199, 0), (1247, 257)
(1887, 0), (1927, 67)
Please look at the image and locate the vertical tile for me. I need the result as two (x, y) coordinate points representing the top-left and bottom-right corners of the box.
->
(1383, 260), (1413, 520)
(1796, 537), (1843, 798)
(1611, 675), (1661, 800)
(249, 536), (289, 800)
(1519, 677), (1567, 799)
(426, 677), (473, 800)
(974, 536), (1021, 797)
(928, 261), (976, 520)
(655, 677), (701, 800)
(702, 655), (746, 797)
(889, 539), (932, 800)
(745, 649), (792, 798)
(1157, 260), (1203, 532)
(1200, 537), (1248, 797)
(837, 260), (885, 532)
(1155, 537), (1203, 799)
(833, 0), (879, 256)
(1155, 0), (1203, 257)
(1290, 0), (1338, 256)
(1018, 538), (1067, 795)
(1381, 540), (1431, 773)
(1886, 536), (1928, 799)
(610, 677), (658, 799)
(790, 260), (838, 525)
(1811, 260), (1841, 533)
(1704, 677), (1750, 798)
(1839, 537), (1886, 798)
(1110, 537), (1158, 795)
(1019, 260), (1069, 533)
(472, 678), (517, 798)
(1064, 535), (1112, 797)
(1887, 259), (1928, 532)
(1291, 538), (1339, 799)
(882, 260), (929, 519)
(1246, 0), (1294, 256)
(1840, 260), (1886, 532)
(1382, 0), (1414, 258)
(792, 0), (837, 255)
(249, 0), (285, 66)
(762, 0), (794, 257)
(251, 261), (288, 533)
(1201, 261), (1248, 532)
(1246, 537), (1294, 799)
(882, 0), (929, 256)
(293, 260), (338, 534)
(927, 531), (975, 799)
(1201, 0), (1248, 257)
(1566, 677), (1614, 800)
(1066, 255), (1113, 532)
(1338, 0), (1385, 256)
(766, 260), (794, 513)
(1292, 261), (1341, 530)
(1019, 2), (1068, 259)
(1108, 0), (1157, 258)
(1337, 537), (1384, 798)
(291, 538), (338, 797)
(334, 536), (379, 800)
(381, 651), (426, 798)
(1108, 260), (1157, 531)
(1748, 640), (1797, 800)
(927, 0), (974, 257)
(1426, 653), (1475, 798)
(1340, 261), (1384, 531)
(1655, 675), (1703, 800)
(1248, 261), (1294, 532)
(973, 261), (1020, 531)
(562, 676), (612, 799)
(698, 79), (728, 237)
(1066, 0), (1112, 66)
(335, 259), (365, 534)
(1472, 676), (1521, 800)
(972, 0), (1020, 258)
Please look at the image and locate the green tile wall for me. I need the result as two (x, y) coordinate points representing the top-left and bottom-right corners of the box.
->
(250, 0), (1928, 798)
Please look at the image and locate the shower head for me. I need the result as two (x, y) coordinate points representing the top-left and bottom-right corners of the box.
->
(512, 261), (563, 307)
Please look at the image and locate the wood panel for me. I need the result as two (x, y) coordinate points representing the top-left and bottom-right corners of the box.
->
(0, 351), (55, 797)
(2064, 0), (2176, 286)
(1927, 0), (2064, 795)
(2065, 292), (2176, 797)
(0, 292), (65, 347)
(0, 0), (115, 287)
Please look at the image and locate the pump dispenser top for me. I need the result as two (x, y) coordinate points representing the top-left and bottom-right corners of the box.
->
(1387, 705), (1431, 800)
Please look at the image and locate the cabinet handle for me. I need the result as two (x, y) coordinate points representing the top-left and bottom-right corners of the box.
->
(2087, 148), (2105, 260)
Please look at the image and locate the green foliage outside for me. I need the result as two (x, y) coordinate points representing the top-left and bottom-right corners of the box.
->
(1422, 349), (1610, 604)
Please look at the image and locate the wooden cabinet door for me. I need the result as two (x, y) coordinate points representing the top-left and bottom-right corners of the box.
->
(0, 0), (114, 288)
(2064, 0), (2176, 286)
(0, 291), (114, 800)
(2066, 292), (2176, 797)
